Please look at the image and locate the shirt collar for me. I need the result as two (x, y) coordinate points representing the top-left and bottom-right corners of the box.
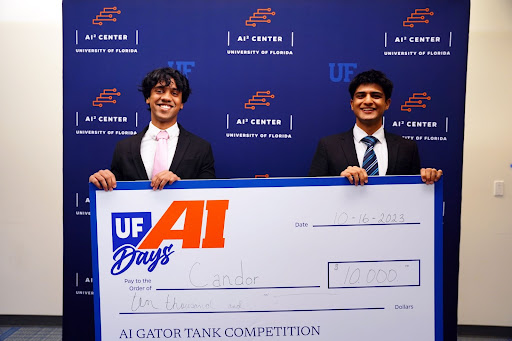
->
(148, 122), (180, 139)
(353, 124), (385, 143)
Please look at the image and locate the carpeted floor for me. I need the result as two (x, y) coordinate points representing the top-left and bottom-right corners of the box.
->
(0, 327), (62, 341)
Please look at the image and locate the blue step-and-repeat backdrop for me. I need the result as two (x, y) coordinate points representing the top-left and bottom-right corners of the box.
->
(63, 1), (469, 339)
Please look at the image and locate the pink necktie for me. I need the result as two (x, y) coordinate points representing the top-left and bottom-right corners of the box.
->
(152, 130), (169, 178)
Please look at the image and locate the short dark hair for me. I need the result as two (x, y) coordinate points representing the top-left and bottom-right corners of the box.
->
(139, 67), (192, 103)
(348, 69), (393, 100)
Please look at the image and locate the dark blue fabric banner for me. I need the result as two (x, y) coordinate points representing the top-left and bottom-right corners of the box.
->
(63, 1), (469, 339)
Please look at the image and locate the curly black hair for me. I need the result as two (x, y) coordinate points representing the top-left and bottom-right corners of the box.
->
(139, 67), (192, 103)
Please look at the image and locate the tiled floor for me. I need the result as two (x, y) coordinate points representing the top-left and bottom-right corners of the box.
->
(0, 326), (510, 340)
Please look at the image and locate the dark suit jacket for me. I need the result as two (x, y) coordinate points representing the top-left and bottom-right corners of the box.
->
(110, 124), (215, 180)
(309, 129), (420, 176)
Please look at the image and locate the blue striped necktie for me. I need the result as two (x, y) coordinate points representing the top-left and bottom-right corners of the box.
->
(361, 136), (379, 176)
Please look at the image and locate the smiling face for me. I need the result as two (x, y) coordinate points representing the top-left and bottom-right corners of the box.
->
(350, 83), (391, 135)
(146, 79), (184, 130)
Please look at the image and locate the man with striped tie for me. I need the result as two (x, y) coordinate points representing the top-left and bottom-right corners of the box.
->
(309, 69), (442, 186)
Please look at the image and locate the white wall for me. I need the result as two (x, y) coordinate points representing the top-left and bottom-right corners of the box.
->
(0, 0), (63, 315)
(458, 0), (512, 327)
(0, 0), (510, 326)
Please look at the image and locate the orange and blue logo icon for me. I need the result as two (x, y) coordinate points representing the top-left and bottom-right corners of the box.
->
(92, 7), (121, 26)
(93, 88), (121, 107)
(245, 8), (276, 27)
(401, 92), (431, 112)
(245, 91), (275, 110)
(403, 8), (434, 28)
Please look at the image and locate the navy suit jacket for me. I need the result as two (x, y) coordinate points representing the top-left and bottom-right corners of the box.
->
(309, 129), (420, 176)
(110, 124), (215, 180)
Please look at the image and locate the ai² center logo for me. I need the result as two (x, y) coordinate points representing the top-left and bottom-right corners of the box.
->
(92, 7), (121, 26)
(110, 200), (229, 275)
(244, 91), (275, 110)
(396, 91), (439, 129)
(227, 8), (294, 56)
(226, 89), (292, 140)
(401, 92), (431, 112)
(393, 91), (433, 128)
(384, 7), (452, 56)
(74, 6), (139, 54)
(403, 8), (434, 28)
(245, 8), (276, 27)
(92, 88), (121, 107)
(76, 87), (136, 136)
(392, 92), (446, 142)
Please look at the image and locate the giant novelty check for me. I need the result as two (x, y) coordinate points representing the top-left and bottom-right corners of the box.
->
(90, 176), (443, 341)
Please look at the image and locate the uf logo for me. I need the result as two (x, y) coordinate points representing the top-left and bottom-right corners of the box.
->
(168, 61), (196, 77)
(111, 212), (152, 251)
(329, 63), (357, 83)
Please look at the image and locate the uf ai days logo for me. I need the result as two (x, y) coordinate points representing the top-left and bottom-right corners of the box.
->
(111, 200), (229, 275)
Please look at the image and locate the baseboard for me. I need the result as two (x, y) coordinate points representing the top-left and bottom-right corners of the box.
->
(458, 325), (512, 338)
(0, 315), (62, 326)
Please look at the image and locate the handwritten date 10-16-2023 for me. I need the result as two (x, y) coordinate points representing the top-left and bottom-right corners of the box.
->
(333, 212), (406, 225)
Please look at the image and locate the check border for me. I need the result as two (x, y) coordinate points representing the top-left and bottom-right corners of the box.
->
(90, 175), (443, 340)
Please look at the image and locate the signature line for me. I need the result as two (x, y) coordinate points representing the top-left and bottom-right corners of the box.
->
(120, 307), (384, 315)
(313, 222), (420, 227)
(157, 285), (320, 291)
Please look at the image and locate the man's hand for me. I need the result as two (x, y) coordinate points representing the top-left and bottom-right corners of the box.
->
(421, 168), (443, 185)
(89, 169), (117, 191)
(151, 170), (181, 190)
(340, 166), (368, 186)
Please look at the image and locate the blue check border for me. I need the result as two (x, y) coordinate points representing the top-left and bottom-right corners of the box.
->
(90, 175), (443, 341)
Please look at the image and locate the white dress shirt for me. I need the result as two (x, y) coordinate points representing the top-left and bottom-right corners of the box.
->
(140, 122), (180, 179)
(353, 125), (388, 175)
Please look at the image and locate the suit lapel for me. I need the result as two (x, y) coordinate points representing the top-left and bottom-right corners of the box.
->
(131, 126), (150, 180)
(339, 130), (359, 167)
(385, 131), (399, 175)
(170, 124), (190, 173)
